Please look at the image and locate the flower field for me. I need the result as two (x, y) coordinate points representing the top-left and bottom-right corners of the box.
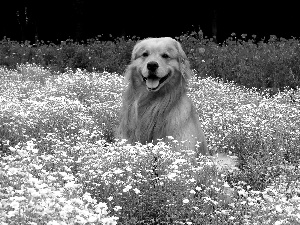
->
(0, 64), (299, 224)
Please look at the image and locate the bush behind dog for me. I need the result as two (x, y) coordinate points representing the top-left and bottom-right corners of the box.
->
(1, 32), (300, 93)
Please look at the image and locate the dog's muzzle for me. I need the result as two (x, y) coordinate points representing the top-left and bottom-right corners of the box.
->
(140, 61), (172, 91)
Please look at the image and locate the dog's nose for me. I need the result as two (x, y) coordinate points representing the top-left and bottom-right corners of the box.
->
(147, 61), (159, 72)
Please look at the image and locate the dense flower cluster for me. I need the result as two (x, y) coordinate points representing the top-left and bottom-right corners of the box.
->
(0, 64), (299, 224)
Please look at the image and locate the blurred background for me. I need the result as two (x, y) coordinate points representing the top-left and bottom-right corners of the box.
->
(1, 0), (299, 43)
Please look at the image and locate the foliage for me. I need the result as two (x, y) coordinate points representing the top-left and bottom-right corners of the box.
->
(0, 65), (300, 224)
(1, 32), (300, 93)
(0, 140), (119, 225)
(0, 37), (138, 75)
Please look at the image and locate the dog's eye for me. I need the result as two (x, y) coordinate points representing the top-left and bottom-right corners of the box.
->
(161, 53), (170, 59)
(142, 52), (149, 57)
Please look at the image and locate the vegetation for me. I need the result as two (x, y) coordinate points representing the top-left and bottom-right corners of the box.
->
(0, 64), (299, 224)
(1, 32), (300, 93)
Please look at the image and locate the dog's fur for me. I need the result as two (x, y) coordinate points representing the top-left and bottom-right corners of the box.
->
(118, 37), (208, 156)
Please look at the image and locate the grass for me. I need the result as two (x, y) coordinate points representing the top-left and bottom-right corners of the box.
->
(0, 64), (299, 224)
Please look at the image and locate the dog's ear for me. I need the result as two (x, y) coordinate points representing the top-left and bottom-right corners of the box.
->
(131, 40), (143, 61)
(124, 65), (133, 84)
(124, 40), (142, 83)
(175, 41), (193, 81)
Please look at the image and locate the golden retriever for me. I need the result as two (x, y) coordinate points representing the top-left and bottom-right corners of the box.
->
(118, 37), (208, 156)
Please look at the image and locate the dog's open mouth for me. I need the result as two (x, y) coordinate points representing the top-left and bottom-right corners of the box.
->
(142, 72), (171, 91)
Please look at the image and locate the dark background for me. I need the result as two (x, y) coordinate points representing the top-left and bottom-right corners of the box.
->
(1, 0), (299, 43)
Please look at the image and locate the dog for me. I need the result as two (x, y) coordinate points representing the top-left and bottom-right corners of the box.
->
(118, 37), (208, 156)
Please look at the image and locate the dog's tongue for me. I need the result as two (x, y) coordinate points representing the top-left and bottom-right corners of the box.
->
(146, 79), (159, 89)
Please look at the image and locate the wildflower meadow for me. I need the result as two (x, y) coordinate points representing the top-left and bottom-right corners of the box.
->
(0, 64), (299, 224)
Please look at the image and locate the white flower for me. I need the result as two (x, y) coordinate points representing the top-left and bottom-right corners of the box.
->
(237, 189), (248, 197)
(167, 173), (177, 180)
(113, 168), (124, 174)
(17, 149), (28, 157)
(223, 182), (230, 188)
(123, 185), (132, 192)
(113, 206), (122, 212)
(133, 188), (140, 194)
(87, 215), (98, 223)
(82, 193), (95, 203)
(7, 210), (17, 218)
(101, 217), (119, 225)
(10, 200), (20, 210)
(275, 205), (283, 213)
(195, 186), (202, 191)
(95, 202), (108, 215)
(47, 221), (65, 225)
(75, 215), (87, 224)
(31, 147), (39, 154)
(285, 205), (294, 215)
(183, 199), (189, 204)
(189, 178), (196, 183)
(64, 181), (79, 189)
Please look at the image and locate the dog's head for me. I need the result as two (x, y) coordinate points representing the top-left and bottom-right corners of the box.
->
(125, 37), (193, 92)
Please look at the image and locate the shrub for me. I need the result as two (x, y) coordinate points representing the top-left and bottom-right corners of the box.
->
(1, 32), (300, 92)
